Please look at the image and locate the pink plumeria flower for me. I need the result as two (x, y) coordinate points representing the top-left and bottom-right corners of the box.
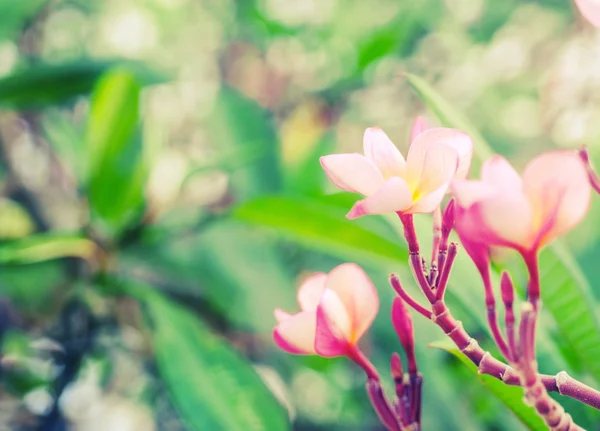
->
(320, 119), (472, 219)
(575, 0), (600, 27)
(273, 263), (379, 358)
(452, 151), (591, 255)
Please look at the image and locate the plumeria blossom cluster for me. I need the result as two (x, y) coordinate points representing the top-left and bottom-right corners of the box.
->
(274, 117), (600, 431)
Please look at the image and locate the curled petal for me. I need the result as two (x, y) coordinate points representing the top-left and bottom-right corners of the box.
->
(406, 128), (472, 184)
(409, 116), (430, 144)
(273, 311), (317, 355)
(522, 151), (591, 246)
(314, 290), (352, 357)
(297, 273), (327, 312)
(451, 179), (495, 209)
(346, 177), (412, 219)
(481, 156), (522, 191)
(575, 0), (600, 27)
(363, 127), (406, 179)
(320, 154), (383, 196)
(323, 263), (379, 343)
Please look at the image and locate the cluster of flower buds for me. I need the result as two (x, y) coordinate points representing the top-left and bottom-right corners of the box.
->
(274, 117), (600, 430)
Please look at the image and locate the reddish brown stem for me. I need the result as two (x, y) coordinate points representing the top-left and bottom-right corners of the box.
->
(349, 346), (380, 381)
(479, 265), (511, 361)
(425, 301), (600, 410)
(390, 274), (433, 320)
(500, 272), (517, 361)
(435, 242), (457, 300)
(522, 251), (540, 310)
(518, 305), (583, 430)
(366, 379), (403, 431)
(391, 353), (412, 428)
(399, 213), (420, 254)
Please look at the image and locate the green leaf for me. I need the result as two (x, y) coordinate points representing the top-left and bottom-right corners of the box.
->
(128, 284), (290, 431)
(0, 61), (164, 109)
(0, 233), (96, 264)
(405, 73), (493, 170)
(537, 244), (600, 382)
(430, 340), (547, 431)
(408, 73), (600, 384)
(233, 195), (407, 267)
(86, 68), (147, 234)
(207, 86), (281, 199)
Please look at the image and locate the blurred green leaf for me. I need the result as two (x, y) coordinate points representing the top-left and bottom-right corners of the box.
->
(0, 199), (35, 239)
(207, 86), (281, 199)
(408, 73), (600, 384)
(0, 261), (68, 313)
(0, 0), (46, 42)
(0, 233), (96, 264)
(118, 220), (295, 333)
(283, 131), (334, 196)
(538, 244), (600, 383)
(86, 68), (147, 234)
(0, 61), (164, 109)
(233, 195), (407, 267)
(430, 340), (547, 431)
(356, 5), (426, 72)
(0, 330), (50, 395)
(130, 285), (290, 431)
(405, 73), (493, 171)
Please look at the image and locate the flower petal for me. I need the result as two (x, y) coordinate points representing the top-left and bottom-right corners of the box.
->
(323, 263), (379, 343)
(410, 144), (458, 210)
(451, 179), (495, 209)
(315, 290), (352, 357)
(522, 151), (591, 247)
(363, 127), (406, 179)
(454, 205), (491, 272)
(409, 116), (430, 144)
(297, 273), (327, 312)
(575, 0), (600, 27)
(274, 308), (291, 323)
(481, 156), (522, 191)
(273, 311), (317, 355)
(320, 154), (383, 196)
(406, 128), (472, 184)
(407, 182), (449, 214)
(479, 190), (534, 248)
(346, 177), (412, 219)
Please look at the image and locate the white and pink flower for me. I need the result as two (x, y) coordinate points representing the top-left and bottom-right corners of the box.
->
(320, 118), (472, 219)
(273, 263), (379, 358)
(452, 151), (591, 254)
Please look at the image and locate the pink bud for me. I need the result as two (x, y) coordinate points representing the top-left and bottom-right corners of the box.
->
(320, 125), (473, 219)
(500, 271), (514, 306)
(390, 352), (404, 381)
(391, 297), (417, 374)
(273, 263), (379, 358)
(441, 198), (456, 235)
(452, 151), (591, 254)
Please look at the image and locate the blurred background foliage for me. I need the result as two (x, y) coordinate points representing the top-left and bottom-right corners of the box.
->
(0, 0), (600, 430)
